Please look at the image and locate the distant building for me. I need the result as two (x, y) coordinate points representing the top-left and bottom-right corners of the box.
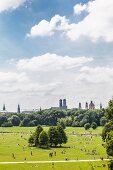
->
(89, 101), (95, 109)
(85, 102), (88, 109)
(17, 104), (20, 114)
(59, 99), (62, 108)
(3, 104), (6, 111)
(100, 103), (102, 109)
(79, 102), (82, 109)
(21, 109), (39, 114)
(59, 99), (67, 109)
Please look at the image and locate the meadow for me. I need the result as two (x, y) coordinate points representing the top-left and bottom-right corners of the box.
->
(0, 126), (110, 170)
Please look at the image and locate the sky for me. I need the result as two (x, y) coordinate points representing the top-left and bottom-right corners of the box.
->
(0, 0), (113, 111)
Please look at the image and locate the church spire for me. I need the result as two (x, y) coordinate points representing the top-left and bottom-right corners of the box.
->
(17, 104), (20, 114)
(3, 104), (6, 111)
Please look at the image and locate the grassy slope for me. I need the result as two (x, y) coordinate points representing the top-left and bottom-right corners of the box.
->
(0, 127), (109, 170)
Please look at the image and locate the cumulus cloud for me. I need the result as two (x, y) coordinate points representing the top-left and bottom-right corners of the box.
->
(17, 53), (93, 71)
(74, 3), (88, 15)
(1, 53), (113, 110)
(68, 0), (113, 42)
(27, 15), (70, 37)
(0, 72), (28, 83)
(28, 0), (113, 42)
(77, 66), (113, 83)
(0, 0), (27, 12)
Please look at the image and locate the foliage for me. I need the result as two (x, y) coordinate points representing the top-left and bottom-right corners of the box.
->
(57, 125), (67, 145)
(1, 121), (13, 127)
(39, 131), (49, 147)
(91, 122), (97, 130)
(0, 116), (7, 126)
(28, 125), (68, 148)
(0, 107), (105, 128)
(28, 134), (34, 146)
(84, 123), (90, 130)
(102, 98), (113, 156)
(10, 115), (20, 126)
(105, 131), (113, 156)
(48, 126), (59, 146)
(34, 126), (43, 146)
(57, 118), (66, 129)
(100, 116), (107, 126)
(20, 118), (30, 127)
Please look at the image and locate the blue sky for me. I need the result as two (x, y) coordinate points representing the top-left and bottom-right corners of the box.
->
(0, 0), (113, 111)
(0, 0), (89, 60)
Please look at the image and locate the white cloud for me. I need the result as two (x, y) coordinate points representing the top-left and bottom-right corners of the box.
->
(78, 66), (113, 83)
(1, 53), (113, 111)
(27, 15), (70, 37)
(74, 3), (88, 15)
(0, 0), (27, 12)
(0, 71), (28, 83)
(17, 53), (93, 71)
(68, 0), (113, 42)
(28, 0), (113, 42)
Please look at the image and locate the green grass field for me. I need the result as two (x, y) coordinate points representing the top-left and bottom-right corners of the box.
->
(0, 127), (110, 170)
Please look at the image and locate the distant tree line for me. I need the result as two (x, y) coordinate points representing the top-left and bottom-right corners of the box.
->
(0, 108), (106, 129)
(28, 125), (67, 148)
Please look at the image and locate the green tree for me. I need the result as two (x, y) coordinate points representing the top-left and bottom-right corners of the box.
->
(102, 98), (113, 156)
(10, 115), (20, 126)
(105, 131), (113, 156)
(28, 134), (35, 146)
(84, 123), (90, 130)
(57, 118), (66, 129)
(57, 125), (67, 146)
(34, 126), (43, 146)
(0, 116), (7, 126)
(100, 117), (107, 126)
(39, 131), (49, 147)
(20, 118), (30, 127)
(1, 121), (13, 127)
(91, 122), (97, 130)
(48, 126), (59, 146)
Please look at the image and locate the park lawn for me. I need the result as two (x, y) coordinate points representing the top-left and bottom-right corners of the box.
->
(0, 126), (109, 170)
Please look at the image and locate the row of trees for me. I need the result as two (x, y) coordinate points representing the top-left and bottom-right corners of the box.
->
(28, 125), (67, 148)
(0, 108), (106, 128)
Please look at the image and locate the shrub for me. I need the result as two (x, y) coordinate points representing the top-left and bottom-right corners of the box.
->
(84, 123), (90, 130)
(1, 122), (13, 127)
(91, 122), (97, 130)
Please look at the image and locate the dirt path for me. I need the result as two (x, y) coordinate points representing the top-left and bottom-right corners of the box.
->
(0, 159), (110, 164)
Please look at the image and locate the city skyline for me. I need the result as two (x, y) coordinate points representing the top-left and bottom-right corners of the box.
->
(0, 99), (104, 112)
(0, 0), (113, 111)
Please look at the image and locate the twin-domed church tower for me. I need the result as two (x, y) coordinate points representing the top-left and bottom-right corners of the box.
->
(59, 99), (67, 109)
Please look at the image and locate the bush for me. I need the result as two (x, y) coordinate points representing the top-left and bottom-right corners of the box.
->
(91, 122), (97, 130)
(28, 134), (35, 146)
(1, 122), (13, 127)
(28, 121), (35, 127)
(84, 123), (90, 130)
